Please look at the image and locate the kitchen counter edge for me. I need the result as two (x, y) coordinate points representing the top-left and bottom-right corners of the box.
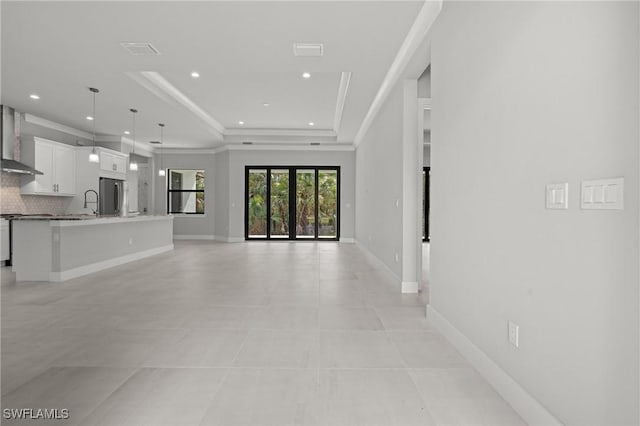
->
(13, 215), (174, 227)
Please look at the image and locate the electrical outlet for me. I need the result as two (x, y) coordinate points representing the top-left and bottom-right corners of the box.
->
(394, 253), (400, 262)
(508, 321), (519, 348)
(128, 237), (133, 245)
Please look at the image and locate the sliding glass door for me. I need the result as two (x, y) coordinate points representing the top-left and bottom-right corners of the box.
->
(270, 169), (290, 238)
(295, 169), (316, 239)
(247, 169), (267, 238)
(245, 166), (340, 240)
(318, 169), (338, 238)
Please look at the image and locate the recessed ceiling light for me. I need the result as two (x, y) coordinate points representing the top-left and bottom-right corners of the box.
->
(124, 131), (130, 135)
(191, 71), (200, 78)
(86, 116), (94, 121)
(29, 94), (40, 100)
(238, 121), (245, 125)
(308, 122), (315, 126)
(263, 103), (270, 107)
(302, 72), (311, 79)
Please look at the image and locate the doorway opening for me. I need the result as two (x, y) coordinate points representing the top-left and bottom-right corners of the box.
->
(422, 166), (430, 242)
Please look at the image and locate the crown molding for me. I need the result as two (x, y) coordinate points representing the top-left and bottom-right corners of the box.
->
(223, 144), (355, 152)
(161, 143), (355, 155)
(97, 135), (124, 144)
(353, 0), (442, 147)
(24, 114), (93, 140)
(162, 148), (217, 155)
(333, 72), (352, 132)
(223, 128), (336, 138)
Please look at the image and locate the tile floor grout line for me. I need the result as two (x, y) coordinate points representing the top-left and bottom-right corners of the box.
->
(2, 241), (522, 425)
(70, 365), (141, 426)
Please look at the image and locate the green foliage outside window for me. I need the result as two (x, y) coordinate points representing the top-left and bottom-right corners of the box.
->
(247, 168), (338, 238)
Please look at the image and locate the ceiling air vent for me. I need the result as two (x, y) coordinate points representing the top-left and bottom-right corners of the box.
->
(242, 141), (253, 145)
(121, 42), (160, 56)
(310, 142), (321, 146)
(293, 43), (323, 57)
(149, 141), (161, 145)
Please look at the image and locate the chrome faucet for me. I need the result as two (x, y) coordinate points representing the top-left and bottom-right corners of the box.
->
(84, 189), (99, 214)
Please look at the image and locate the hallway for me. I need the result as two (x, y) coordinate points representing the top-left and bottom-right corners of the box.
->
(2, 241), (524, 425)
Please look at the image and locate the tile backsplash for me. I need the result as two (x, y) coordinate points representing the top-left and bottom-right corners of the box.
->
(0, 173), (69, 214)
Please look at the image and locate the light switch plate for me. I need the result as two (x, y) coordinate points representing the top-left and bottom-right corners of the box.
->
(546, 183), (568, 209)
(581, 178), (624, 210)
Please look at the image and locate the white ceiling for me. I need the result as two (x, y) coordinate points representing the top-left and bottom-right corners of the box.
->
(1, 1), (425, 149)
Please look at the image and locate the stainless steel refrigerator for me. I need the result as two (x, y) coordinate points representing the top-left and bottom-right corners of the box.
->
(99, 177), (124, 215)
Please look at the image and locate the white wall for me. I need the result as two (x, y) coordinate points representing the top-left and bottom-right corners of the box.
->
(225, 148), (355, 241)
(214, 150), (230, 238)
(153, 153), (215, 238)
(355, 81), (405, 278)
(430, 2), (639, 424)
(154, 149), (355, 241)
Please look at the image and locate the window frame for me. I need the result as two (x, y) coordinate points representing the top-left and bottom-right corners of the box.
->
(244, 165), (340, 241)
(166, 169), (205, 215)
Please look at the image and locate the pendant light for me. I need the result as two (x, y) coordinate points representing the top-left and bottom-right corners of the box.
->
(158, 123), (166, 177)
(88, 87), (100, 163)
(129, 108), (138, 171)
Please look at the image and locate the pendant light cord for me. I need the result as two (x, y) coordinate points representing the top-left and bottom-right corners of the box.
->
(92, 92), (96, 146)
(89, 87), (99, 150)
(159, 123), (164, 171)
(130, 108), (138, 155)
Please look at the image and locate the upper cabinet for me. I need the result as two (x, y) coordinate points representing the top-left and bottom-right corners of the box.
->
(100, 150), (128, 176)
(21, 137), (76, 196)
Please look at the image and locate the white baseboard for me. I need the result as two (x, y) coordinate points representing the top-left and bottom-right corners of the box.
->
(401, 281), (419, 293)
(174, 234), (215, 240)
(354, 239), (401, 287)
(427, 305), (562, 426)
(50, 244), (174, 282)
(340, 237), (355, 243)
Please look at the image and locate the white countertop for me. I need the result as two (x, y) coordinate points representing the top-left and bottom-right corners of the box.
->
(14, 215), (173, 227)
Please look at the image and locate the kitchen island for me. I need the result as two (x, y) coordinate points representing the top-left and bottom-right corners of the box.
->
(12, 215), (174, 282)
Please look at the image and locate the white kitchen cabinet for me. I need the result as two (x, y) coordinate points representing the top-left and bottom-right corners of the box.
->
(68, 146), (130, 213)
(21, 137), (76, 196)
(100, 151), (127, 175)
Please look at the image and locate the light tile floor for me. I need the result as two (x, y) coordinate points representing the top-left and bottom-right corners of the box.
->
(1, 241), (525, 425)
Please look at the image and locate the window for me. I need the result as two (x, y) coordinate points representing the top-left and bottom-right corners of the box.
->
(167, 169), (205, 214)
(245, 166), (340, 240)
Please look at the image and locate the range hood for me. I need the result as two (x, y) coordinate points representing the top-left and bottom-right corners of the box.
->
(1, 105), (42, 175)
